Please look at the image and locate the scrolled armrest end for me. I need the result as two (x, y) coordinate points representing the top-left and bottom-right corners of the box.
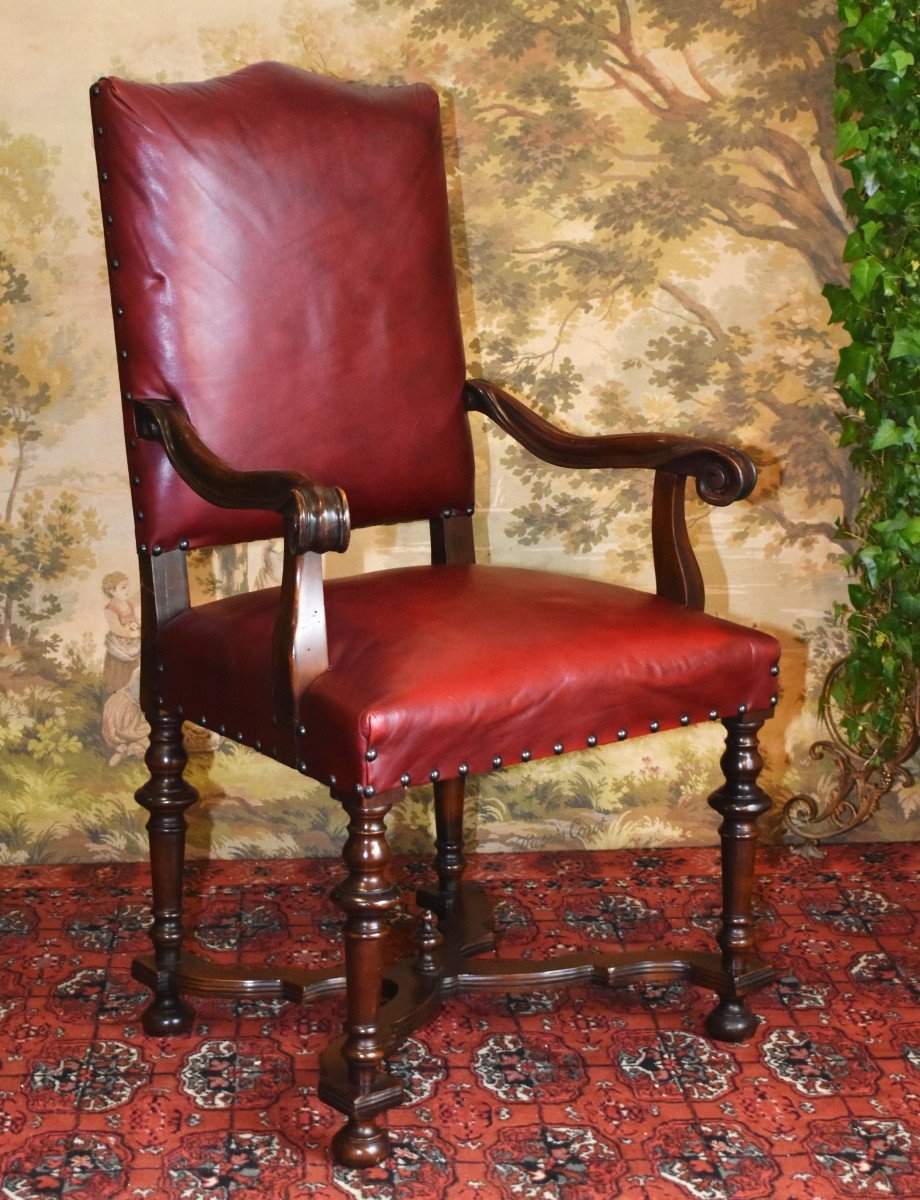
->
(694, 451), (757, 508)
(284, 484), (350, 555)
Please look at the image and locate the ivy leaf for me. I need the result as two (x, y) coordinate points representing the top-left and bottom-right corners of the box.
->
(896, 586), (920, 620)
(865, 188), (893, 215)
(870, 418), (904, 449)
(835, 84), (854, 121)
(836, 341), (875, 388)
(836, 120), (869, 157)
(854, 545), (879, 587)
(843, 231), (864, 262)
(853, 6), (892, 50)
(823, 282), (858, 323)
(870, 44), (915, 74)
(888, 328), (920, 358)
(838, 416), (860, 447)
(849, 256), (885, 299)
(848, 583), (871, 610)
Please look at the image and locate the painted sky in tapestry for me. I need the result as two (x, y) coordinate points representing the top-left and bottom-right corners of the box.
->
(1, 0), (916, 864)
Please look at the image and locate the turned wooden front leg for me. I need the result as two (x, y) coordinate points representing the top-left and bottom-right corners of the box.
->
(330, 790), (400, 1168)
(134, 713), (198, 1036)
(705, 714), (772, 1043)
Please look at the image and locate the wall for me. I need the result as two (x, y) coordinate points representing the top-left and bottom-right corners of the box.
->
(2, 0), (917, 863)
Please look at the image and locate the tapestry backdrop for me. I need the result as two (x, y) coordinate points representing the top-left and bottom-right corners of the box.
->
(2, 0), (917, 863)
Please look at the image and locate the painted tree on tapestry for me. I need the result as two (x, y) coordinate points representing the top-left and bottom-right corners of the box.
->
(0, 126), (103, 647)
(346, 0), (853, 566)
(0, 125), (109, 865)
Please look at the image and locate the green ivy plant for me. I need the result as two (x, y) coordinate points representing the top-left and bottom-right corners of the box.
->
(823, 0), (920, 762)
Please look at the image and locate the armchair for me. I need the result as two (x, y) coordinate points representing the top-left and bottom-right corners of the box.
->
(90, 62), (780, 1168)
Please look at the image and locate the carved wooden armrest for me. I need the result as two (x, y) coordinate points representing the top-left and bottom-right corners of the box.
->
(135, 398), (349, 759)
(464, 379), (755, 504)
(464, 378), (758, 610)
(135, 399), (350, 555)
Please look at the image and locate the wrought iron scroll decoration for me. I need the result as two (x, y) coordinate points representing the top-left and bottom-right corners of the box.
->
(783, 659), (919, 842)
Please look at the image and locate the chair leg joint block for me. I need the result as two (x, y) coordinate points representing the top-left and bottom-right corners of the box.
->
(317, 1061), (406, 1120)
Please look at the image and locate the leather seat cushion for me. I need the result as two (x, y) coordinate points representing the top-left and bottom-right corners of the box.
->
(157, 564), (780, 794)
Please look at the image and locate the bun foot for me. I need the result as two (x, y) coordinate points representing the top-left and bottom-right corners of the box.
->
(331, 1118), (390, 1168)
(141, 993), (195, 1037)
(705, 997), (758, 1043)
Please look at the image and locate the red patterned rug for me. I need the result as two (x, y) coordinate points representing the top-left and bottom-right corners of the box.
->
(0, 842), (918, 1199)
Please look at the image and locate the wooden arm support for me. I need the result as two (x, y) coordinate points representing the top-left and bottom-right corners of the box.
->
(134, 399), (350, 555)
(465, 379), (758, 611)
(135, 398), (350, 760)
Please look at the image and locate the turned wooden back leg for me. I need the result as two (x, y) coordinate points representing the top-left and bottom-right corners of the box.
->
(414, 776), (467, 919)
(133, 712), (198, 1036)
(434, 776), (466, 906)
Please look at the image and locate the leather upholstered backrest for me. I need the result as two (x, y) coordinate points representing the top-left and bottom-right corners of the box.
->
(91, 63), (474, 553)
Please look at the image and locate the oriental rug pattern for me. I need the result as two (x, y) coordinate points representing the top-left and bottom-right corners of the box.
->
(0, 843), (917, 1199)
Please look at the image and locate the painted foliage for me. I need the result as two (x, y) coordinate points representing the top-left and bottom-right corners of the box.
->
(0, 0), (916, 864)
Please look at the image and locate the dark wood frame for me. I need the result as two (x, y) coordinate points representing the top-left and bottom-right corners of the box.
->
(129, 384), (773, 1167)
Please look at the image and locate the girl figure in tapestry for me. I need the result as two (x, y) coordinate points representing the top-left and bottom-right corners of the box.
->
(101, 571), (140, 696)
(102, 666), (148, 765)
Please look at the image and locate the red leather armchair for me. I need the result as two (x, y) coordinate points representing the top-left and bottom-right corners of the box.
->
(90, 62), (780, 1168)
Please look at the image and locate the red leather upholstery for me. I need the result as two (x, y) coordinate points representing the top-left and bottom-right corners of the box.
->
(92, 63), (474, 553)
(157, 565), (780, 794)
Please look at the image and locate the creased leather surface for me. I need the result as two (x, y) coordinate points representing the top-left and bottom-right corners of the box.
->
(92, 63), (473, 552)
(157, 564), (781, 793)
